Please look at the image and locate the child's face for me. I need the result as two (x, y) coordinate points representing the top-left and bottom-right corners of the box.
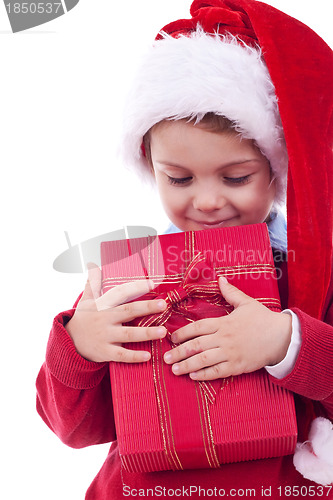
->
(150, 120), (276, 232)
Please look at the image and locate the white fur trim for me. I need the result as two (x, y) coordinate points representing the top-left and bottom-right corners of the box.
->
(293, 417), (333, 485)
(120, 27), (288, 206)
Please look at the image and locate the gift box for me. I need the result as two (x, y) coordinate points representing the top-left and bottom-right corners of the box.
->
(101, 224), (297, 473)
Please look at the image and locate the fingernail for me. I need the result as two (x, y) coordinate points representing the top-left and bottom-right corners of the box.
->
(171, 334), (177, 343)
(164, 352), (172, 363)
(157, 300), (167, 310)
(189, 372), (198, 379)
(219, 276), (228, 284)
(143, 352), (151, 361)
(157, 327), (166, 337)
(172, 363), (180, 374)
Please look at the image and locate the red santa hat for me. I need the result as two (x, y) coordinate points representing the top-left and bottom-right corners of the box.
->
(121, 0), (333, 320)
(121, 1), (333, 483)
(122, 26), (288, 207)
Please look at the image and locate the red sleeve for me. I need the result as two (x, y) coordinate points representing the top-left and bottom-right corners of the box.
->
(36, 298), (116, 449)
(271, 278), (333, 421)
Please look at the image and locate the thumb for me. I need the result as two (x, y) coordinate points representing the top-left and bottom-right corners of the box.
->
(82, 262), (102, 301)
(218, 276), (251, 309)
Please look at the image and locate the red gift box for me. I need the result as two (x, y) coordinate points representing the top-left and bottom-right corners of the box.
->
(101, 224), (297, 473)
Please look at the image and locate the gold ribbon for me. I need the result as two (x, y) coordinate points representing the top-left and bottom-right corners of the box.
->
(138, 252), (232, 330)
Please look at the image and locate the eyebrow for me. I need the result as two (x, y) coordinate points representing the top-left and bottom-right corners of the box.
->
(155, 159), (261, 170)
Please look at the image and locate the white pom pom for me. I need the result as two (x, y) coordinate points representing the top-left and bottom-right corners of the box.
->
(293, 417), (333, 486)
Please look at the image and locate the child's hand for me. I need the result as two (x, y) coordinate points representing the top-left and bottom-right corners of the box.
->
(163, 277), (292, 380)
(66, 264), (167, 363)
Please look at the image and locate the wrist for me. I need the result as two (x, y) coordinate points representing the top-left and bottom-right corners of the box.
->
(268, 312), (292, 366)
(65, 314), (95, 362)
(47, 309), (108, 389)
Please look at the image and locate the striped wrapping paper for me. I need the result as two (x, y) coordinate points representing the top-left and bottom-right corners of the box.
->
(101, 223), (297, 473)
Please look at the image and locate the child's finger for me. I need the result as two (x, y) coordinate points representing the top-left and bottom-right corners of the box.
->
(108, 325), (167, 343)
(106, 345), (152, 364)
(113, 298), (167, 322)
(189, 361), (235, 381)
(96, 279), (155, 311)
(168, 348), (225, 377)
(218, 277), (252, 308)
(87, 262), (102, 300)
(164, 335), (220, 367)
(170, 317), (218, 344)
(81, 263), (102, 302)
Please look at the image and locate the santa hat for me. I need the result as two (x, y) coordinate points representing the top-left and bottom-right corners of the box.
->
(121, 0), (333, 322)
(120, 0), (333, 484)
(122, 27), (288, 206)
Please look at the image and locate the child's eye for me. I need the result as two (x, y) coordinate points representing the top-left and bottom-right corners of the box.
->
(168, 176), (192, 186)
(224, 175), (251, 185)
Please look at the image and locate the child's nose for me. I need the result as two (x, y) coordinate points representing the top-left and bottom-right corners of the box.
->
(193, 188), (226, 212)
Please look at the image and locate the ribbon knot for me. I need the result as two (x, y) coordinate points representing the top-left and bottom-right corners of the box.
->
(135, 251), (232, 405)
(138, 252), (231, 332)
(166, 286), (189, 305)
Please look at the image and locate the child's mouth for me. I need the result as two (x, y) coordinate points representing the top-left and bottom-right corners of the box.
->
(196, 219), (234, 229)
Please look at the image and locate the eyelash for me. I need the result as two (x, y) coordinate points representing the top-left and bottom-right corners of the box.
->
(168, 176), (193, 185)
(224, 175), (251, 185)
(167, 175), (251, 186)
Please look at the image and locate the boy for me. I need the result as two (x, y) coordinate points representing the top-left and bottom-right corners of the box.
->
(36, 1), (333, 498)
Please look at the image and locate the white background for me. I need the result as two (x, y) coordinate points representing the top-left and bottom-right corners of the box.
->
(1, 1), (331, 498)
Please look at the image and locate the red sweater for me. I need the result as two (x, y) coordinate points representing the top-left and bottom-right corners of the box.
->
(36, 265), (333, 499)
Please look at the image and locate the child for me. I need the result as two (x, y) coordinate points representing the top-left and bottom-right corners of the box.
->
(36, 0), (333, 498)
